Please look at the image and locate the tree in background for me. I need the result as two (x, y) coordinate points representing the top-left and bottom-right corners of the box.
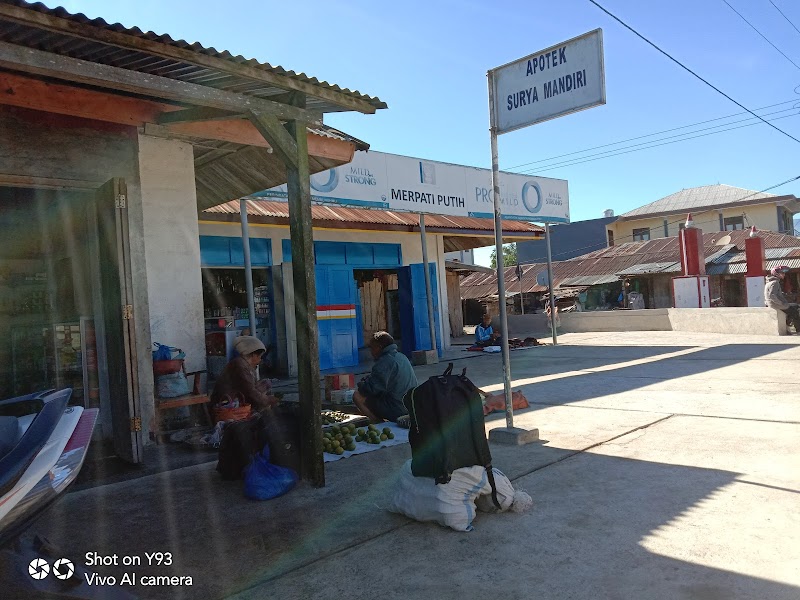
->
(490, 243), (518, 269)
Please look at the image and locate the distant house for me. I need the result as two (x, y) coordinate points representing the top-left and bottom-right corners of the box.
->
(607, 184), (799, 246)
(461, 230), (800, 313)
(517, 215), (618, 264)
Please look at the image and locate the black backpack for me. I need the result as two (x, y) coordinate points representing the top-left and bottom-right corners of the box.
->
(403, 363), (500, 508)
(216, 406), (301, 480)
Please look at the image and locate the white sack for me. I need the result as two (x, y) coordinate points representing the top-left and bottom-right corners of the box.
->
(389, 460), (510, 531)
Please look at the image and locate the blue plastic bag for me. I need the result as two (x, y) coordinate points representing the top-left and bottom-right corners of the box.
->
(243, 447), (298, 500)
(152, 343), (186, 361)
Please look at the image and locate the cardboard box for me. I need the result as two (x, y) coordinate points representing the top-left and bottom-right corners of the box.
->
(324, 373), (356, 401)
(329, 389), (355, 405)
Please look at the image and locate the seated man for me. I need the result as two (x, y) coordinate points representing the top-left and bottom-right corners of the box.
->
(474, 313), (500, 347)
(765, 265), (800, 333)
(353, 331), (418, 423)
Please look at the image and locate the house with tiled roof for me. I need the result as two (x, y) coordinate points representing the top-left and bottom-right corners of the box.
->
(606, 184), (800, 247)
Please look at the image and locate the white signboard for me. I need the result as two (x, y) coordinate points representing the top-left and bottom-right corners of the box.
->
(260, 150), (570, 223)
(491, 29), (605, 134)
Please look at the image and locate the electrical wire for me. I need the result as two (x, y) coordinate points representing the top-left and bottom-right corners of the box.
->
(769, 0), (800, 36)
(588, 0), (800, 145)
(517, 111), (799, 173)
(722, 0), (800, 70)
(507, 98), (799, 171)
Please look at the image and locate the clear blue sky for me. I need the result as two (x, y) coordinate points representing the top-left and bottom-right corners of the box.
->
(55, 0), (800, 265)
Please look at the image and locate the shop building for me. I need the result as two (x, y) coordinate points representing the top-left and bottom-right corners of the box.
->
(0, 0), (385, 465)
(197, 197), (542, 376)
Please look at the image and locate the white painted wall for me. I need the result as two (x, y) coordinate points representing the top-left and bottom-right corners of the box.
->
(138, 135), (206, 376)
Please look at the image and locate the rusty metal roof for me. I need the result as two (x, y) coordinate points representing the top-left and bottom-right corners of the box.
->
(0, 0), (386, 114)
(202, 199), (544, 237)
(462, 229), (800, 300)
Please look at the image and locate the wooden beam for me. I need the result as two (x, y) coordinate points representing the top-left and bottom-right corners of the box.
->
(0, 173), (102, 191)
(284, 96), (324, 487)
(156, 106), (243, 125)
(0, 2), (382, 114)
(0, 41), (323, 124)
(247, 110), (299, 170)
(0, 72), (355, 162)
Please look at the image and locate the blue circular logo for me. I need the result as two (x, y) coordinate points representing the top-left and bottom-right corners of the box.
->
(310, 169), (339, 193)
(521, 181), (543, 213)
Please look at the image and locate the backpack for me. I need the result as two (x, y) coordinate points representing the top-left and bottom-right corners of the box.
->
(216, 406), (302, 480)
(403, 363), (500, 508)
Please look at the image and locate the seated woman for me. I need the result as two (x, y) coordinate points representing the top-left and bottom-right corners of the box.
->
(210, 336), (275, 412)
(474, 314), (501, 347)
(353, 332), (418, 423)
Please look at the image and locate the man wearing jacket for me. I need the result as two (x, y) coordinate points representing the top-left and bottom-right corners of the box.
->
(353, 331), (418, 423)
(765, 266), (800, 333)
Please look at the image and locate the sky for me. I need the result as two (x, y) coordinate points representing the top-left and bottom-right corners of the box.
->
(53, 0), (800, 266)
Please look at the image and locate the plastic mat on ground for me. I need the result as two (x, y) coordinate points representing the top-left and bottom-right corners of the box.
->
(323, 421), (409, 463)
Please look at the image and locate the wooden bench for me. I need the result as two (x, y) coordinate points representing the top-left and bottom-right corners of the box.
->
(152, 370), (212, 443)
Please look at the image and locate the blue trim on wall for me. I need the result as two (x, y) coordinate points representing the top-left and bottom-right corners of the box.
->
(280, 240), (402, 267)
(200, 236), (272, 267)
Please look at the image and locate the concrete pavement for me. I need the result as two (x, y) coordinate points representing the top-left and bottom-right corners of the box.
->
(13, 331), (800, 600)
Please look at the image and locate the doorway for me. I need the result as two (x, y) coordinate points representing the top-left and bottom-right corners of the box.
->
(0, 180), (143, 463)
(353, 269), (401, 347)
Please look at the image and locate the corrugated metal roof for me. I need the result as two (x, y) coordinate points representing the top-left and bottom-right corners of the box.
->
(560, 274), (620, 287)
(708, 257), (800, 275)
(619, 184), (786, 219)
(616, 261), (680, 275)
(203, 199), (544, 235)
(0, 0), (386, 114)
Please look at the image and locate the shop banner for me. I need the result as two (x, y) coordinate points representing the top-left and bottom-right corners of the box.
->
(259, 150), (570, 223)
(491, 29), (605, 134)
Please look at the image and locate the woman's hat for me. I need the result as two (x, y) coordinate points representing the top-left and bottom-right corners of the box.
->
(235, 335), (266, 356)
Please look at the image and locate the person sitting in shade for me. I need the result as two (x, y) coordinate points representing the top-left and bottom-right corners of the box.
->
(210, 336), (276, 411)
(353, 332), (418, 423)
(475, 313), (501, 347)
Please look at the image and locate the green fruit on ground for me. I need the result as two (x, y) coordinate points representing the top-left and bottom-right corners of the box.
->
(344, 435), (353, 444)
(346, 443), (356, 451)
(357, 428), (365, 437)
(380, 434), (388, 441)
(368, 424), (377, 431)
(335, 446), (344, 455)
(387, 432), (395, 439)
(332, 426), (341, 434)
(383, 427), (391, 435)
(332, 440), (341, 448)
(356, 435), (363, 442)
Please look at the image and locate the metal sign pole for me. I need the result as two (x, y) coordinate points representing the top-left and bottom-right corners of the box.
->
(487, 70), (514, 429)
(519, 262), (525, 315)
(545, 222), (558, 346)
(419, 213), (438, 355)
(240, 199), (259, 374)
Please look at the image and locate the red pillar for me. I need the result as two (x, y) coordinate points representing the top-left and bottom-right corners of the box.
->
(679, 214), (704, 276)
(745, 230), (766, 276)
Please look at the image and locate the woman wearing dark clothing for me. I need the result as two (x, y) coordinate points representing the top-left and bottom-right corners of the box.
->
(210, 336), (275, 411)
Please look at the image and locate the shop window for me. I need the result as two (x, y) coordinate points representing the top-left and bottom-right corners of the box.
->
(723, 216), (744, 231)
(632, 228), (650, 242)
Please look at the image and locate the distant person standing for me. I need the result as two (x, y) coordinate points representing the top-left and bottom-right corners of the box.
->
(765, 266), (800, 333)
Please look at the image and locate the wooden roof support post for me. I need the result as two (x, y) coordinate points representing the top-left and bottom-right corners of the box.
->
(248, 106), (324, 487)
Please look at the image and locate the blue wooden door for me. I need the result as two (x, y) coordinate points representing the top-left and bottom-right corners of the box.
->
(398, 263), (442, 357)
(315, 266), (359, 370)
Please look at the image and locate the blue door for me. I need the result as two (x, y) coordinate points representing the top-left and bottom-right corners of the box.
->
(398, 263), (442, 357)
(315, 266), (359, 370)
